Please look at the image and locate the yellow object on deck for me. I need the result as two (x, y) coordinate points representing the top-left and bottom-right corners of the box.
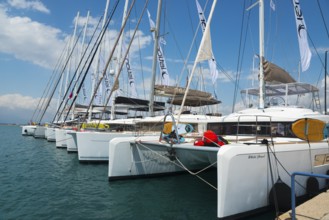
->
(163, 122), (173, 134)
(81, 123), (109, 129)
(291, 118), (327, 142)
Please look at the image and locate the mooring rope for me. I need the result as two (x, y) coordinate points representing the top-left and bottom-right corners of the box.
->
(133, 140), (218, 190)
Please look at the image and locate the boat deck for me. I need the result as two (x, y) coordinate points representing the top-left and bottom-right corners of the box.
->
(278, 189), (329, 220)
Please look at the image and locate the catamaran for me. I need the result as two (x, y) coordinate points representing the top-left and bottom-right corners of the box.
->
(108, 0), (329, 219)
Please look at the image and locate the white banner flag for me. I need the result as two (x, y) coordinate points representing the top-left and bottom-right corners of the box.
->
(125, 55), (137, 97)
(196, 0), (218, 84)
(292, 0), (312, 72)
(121, 44), (137, 97)
(147, 10), (170, 86)
(270, 0), (276, 11)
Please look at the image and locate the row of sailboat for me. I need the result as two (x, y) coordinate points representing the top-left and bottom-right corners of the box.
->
(21, 0), (329, 219)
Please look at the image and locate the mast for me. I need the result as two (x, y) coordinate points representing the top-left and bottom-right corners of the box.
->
(110, 0), (129, 120)
(81, 11), (90, 105)
(325, 51), (328, 114)
(149, 0), (162, 117)
(88, 0), (110, 121)
(72, 11), (90, 119)
(56, 53), (66, 122)
(258, 0), (265, 109)
(70, 11), (80, 120)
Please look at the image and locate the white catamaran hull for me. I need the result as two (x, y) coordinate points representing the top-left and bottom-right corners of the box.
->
(108, 136), (219, 180)
(217, 141), (329, 219)
(76, 114), (217, 163)
(21, 125), (36, 136)
(55, 128), (68, 148)
(66, 130), (77, 153)
(33, 126), (46, 139)
(46, 127), (56, 142)
(76, 131), (137, 162)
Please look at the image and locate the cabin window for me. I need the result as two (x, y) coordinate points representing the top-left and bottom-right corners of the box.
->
(135, 123), (163, 132)
(106, 124), (135, 132)
(207, 122), (295, 137)
(135, 122), (198, 133)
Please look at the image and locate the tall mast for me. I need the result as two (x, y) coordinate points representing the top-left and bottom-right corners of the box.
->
(70, 11), (80, 120)
(72, 11), (90, 119)
(88, 0), (110, 121)
(258, 0), (265, 109)
(110, 0), (130, 120)
(325, 51), (328, 114)
(56, 55), (65, 122)
(149, 0), (162, 117)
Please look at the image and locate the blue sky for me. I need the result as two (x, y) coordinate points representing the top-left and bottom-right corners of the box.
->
(0, 0), (328, 124)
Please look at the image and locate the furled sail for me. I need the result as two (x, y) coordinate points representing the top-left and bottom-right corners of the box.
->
(154, 85), (221, 106)
(195, 0), (218, 84)
(263, 59), (296, 84)
(114, 96), (165, 111)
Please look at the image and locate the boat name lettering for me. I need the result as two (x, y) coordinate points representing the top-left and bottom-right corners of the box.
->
(314, 153), (329, 166)
(248, 154), (265, 159)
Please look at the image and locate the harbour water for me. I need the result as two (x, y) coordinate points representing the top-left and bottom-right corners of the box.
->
(0, 125), (275, 219)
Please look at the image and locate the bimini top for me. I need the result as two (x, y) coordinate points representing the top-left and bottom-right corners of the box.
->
(240, 82), (319, 97)
(263, 59), (296, 84)
(154, 85), (221, 107)
(114, 96), (165, 112)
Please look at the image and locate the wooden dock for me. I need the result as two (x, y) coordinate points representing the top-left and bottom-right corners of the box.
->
(278, 190), (329, 220)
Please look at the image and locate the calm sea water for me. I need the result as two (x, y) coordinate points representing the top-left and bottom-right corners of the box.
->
(0, 125), (275, 220)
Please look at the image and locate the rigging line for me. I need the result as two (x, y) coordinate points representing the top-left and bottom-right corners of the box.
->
(53, 34), (85, 122)
(265, 140), (280, 218)
(265, 0), (275, 61)
(55, 24), (104, 124)
(60, 6), (115, 123)
(307, 139), (314, 174)
(42, 29), (84, 124)
(54, 30), (95, 122)
(232, 0), (249, 113)
(268, 121), (281, 178)
(165, 18), (186, 81)
(307, 32), (327, 88)
(73, 0), (126, 125)
(62, 0), (120, 124)
(32, 51), (65, 122)
(317, 0), (329, 39)
(185, 0), (195, 40)
(164, 4), (204, 107)
(270, 138), (281, 179)
(52, 16), (103, 124)
(185, 0), (199, 71)
(267, 142), (306, 191)
(175, 157), (217, 190)
(34, 42), (70, 124)
(134, 5), (146, 100)
(36, 48), (70, 123)
(30, 41), (69, 123)
(135, 141), (217, 190)
(178, 11), (202, 86)
(216, 63), (236, 85)
(185, 0), (202, 95)
(37, 27), (84, 125)
(236, 10), (251, 101)
(97, 0), (149, 128)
